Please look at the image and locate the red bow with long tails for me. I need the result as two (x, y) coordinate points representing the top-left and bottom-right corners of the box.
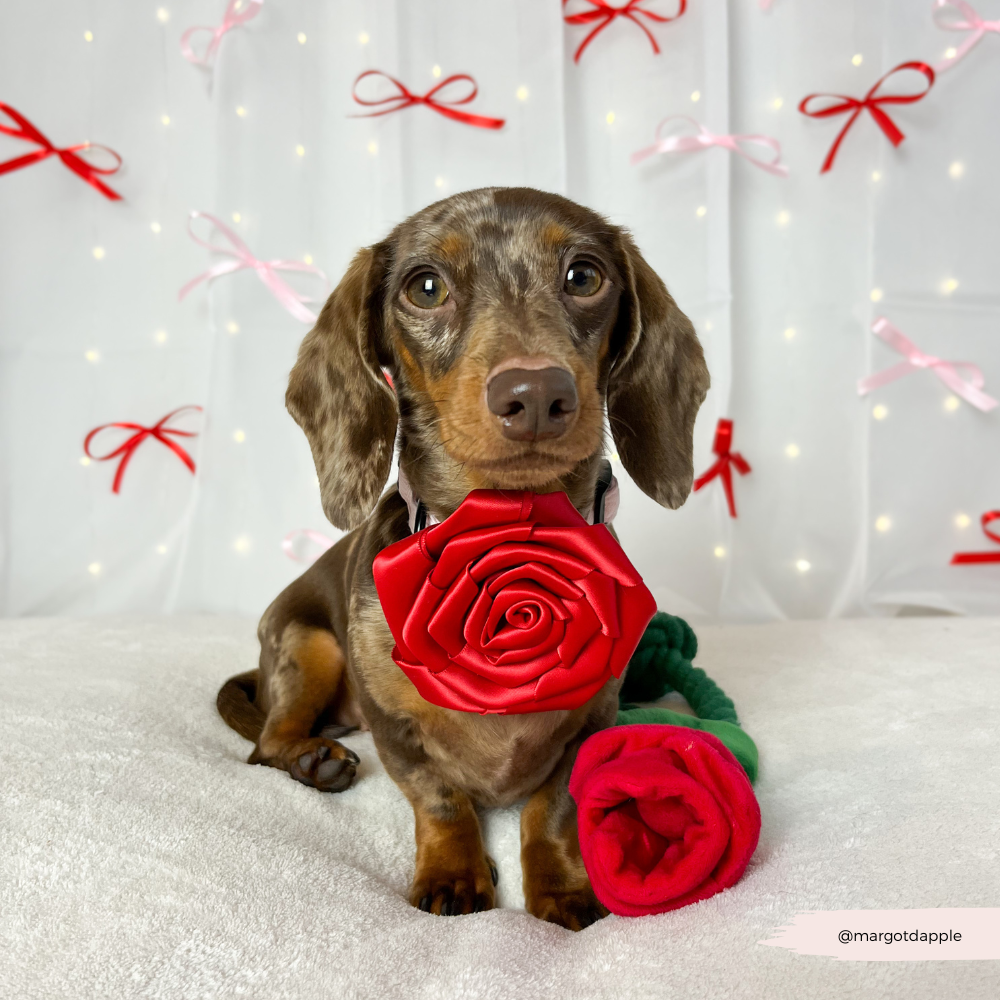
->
(798, 62), (935, 173)
(562, 0), (687, 63)
(350, 71), (505, 130)
(84, 407), (202, 494)
(693, 419), (751, 519)
(951, 512), (1000, 565)
(0, 103), (122, 200)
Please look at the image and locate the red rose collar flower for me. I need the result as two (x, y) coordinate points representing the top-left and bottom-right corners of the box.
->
(372, 489), (657, 714)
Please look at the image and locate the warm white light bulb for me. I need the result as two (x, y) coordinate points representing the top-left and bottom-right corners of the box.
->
(303, 254), (313, 265)
(233, 429), (246, 443)
(358, 32), (370, 45)
(875, 515), (892, 533)
(852, 53), (863, 66)
(161, 114), (171, 126)
(155, 330), (168, 344)
(696, 205), (707, 217)
(955, 513), (971, 529)
(873, 404), (889, 420)
(795, 559), (811, 573)
(80, 456), (91, 466)
(944, 395), (960, 412)
(516, 86), (529, 101)
(236, 106), (247, 117)
(367, 140), (378, 155)
(784, 327), (796, 340)
(150, 221), (162, 234)
(606, 111), (615, 125)
(157, 8), (170, 23)
(713, 546), (726, 559)
(691, 90), (701, 102)
(227, 321), (240, 335)
(432, 65), (442, 78)
(784, 444), (800, 459)
(435, 177), (445, 189)
(84, 30), (93, 42)
(231, 211), (241, 223)
(233, 535), (251, 554)
(85, 349), (100, 363)
(949, 161), (964, 179)
(156, 544), (168, 555)
(870, 288), (883, 302)
(297, 32), (307, 44)
(871, 170), (881, 182)
(776, 210), (790, 227)
(942, 278), (959, 294)
(772, 97), (783, 110)
(88, 562), (102, 576)
(295, 144), (305, 157)
(92, 246), (105, 260)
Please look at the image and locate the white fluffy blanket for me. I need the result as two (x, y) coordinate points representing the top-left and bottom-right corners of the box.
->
(2, 615), (999, 999)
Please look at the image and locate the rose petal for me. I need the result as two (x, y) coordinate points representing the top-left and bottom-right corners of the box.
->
(469, 541), (594, 584)
(531, 525), (646, 587)
(422, 491), (532, 559)
(429, 524), (534, 588)
(534, 628), (613, 701)
(426, 566), (481, 657)
(485, 561), (584, 601)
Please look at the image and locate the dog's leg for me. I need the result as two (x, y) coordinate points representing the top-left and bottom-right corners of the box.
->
(249, 623), (359, 793)
(403, 783), (497, 916)
(521, 749), (607, 931)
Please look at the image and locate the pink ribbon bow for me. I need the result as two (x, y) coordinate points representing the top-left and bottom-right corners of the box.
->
(760, 0), (774, 9)
(0, 103), (123, 200)
(693, 419), (752, 518)
(858, 317), (998, 413)
(179, 211), (329, 324)
(933, 1), (1000, 72)
(282, 529), (335, 564)
(631, 116), (789, 176)
(951, 511), (1000, 564)
(562, 0), (687, 63)
(84, 406), (202, 494)
(181, 0), (263, 68)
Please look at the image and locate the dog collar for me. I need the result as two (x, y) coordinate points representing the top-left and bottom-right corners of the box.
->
(397, 460), (620, 535)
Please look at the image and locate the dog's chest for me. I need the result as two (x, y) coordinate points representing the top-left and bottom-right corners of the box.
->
(421, 712), (571, 807)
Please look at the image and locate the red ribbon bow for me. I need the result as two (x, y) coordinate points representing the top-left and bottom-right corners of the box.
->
(951, 511), (1000, 565)
(693, 419), (751, 519)
(350, 71), (505, 130)
(562, 0), (687, 63)
(0, 103), (123, 200)
(84, 406), (202, 494)
(798, 61), (935, 173)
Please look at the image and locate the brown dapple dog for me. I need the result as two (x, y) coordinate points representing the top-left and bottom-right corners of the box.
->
(216, 187), (709, 930)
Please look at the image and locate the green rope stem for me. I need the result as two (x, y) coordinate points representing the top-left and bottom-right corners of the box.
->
(615, 612), (758, 783)
(619, 611), (739, 725)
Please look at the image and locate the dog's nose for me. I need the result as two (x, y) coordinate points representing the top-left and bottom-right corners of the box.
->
(486, 367), (578, 441)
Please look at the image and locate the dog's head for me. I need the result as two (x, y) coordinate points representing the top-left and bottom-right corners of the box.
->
(287, 188), (709, 531)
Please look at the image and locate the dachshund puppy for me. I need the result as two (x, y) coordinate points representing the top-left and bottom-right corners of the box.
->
(217, 187), (709, 930)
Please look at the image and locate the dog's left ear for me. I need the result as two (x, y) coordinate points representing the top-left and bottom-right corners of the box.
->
(607, 233), (710, 509)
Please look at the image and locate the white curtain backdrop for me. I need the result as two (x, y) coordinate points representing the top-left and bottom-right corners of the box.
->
(2, 0), (998, 622)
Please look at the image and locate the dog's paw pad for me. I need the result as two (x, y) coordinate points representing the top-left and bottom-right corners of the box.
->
(287, 738), (358, 792)
(530, 888), (607, 932)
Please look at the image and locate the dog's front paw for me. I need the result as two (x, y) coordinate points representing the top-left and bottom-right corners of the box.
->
(409, 854), (497, 916)
(251, 737), (360, 792)
(527, 886), (608, 931)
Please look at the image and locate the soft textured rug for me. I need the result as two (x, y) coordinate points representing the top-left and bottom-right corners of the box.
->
(2, 615), (999, 1000)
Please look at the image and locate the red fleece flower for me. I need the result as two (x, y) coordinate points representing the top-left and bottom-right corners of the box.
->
(372, 490), (657, 714)
(570, 724), (761, 916)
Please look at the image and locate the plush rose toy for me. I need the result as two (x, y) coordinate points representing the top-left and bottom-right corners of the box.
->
(372, 489), (657, 714)
(571, 612), (762, 917)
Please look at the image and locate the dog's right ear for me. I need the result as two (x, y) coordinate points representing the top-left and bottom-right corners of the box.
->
(286, 245), (397, 531)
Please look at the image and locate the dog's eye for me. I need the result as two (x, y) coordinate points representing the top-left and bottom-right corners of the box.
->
(564, 262), (602, 297)
(406, 273), (449, 309)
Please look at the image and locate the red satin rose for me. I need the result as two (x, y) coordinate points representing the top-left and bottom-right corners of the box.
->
(372, 489), (657, 714)
(570, 724), (761, 916)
